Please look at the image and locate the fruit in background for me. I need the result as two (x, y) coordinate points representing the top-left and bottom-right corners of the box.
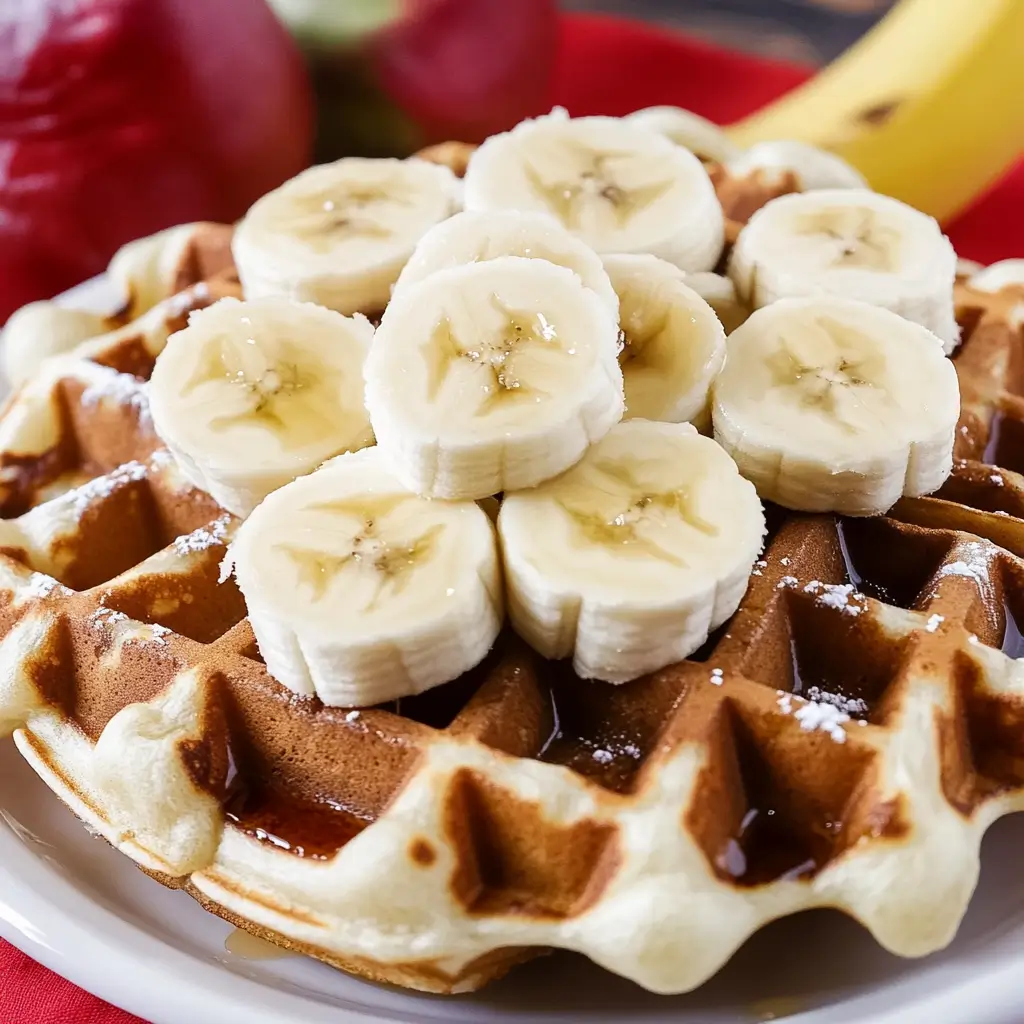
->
(731, 0), (1024, 220)
(267, 0), (558, 161)
(0, 0), (313, 322)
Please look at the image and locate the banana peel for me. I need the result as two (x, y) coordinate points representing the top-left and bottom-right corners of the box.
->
(729, 0), (1024, 221)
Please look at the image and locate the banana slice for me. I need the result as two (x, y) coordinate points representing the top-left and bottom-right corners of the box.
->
(392, 209), (619, 318)
(232, 157), (460, 315)
(603, 254), (726, 427)
(228, 447), (503, 707)
(725, 140), (868, 191)
(462, 108), (724, 272)
(712, 297), (960, 516)
(498, 419), (765, 683)
(681, 271), (750, 334)
(365, 255), (623, 500)
(729, 189), (959, 352)
(149, 296), (374, 517)
(624, 106), (744, 164)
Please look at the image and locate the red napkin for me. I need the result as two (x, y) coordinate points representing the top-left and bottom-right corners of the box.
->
(1, 12), (1020, 1024)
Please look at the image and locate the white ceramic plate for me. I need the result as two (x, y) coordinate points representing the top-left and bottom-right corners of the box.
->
(2, 279), (1024, 1023)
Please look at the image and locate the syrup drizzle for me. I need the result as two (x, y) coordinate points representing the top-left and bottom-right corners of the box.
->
(224, 928), (294, 961)
(1002, 598), (1024, 658)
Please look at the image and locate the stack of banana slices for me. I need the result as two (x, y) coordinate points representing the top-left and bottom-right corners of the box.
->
(143, 106), (961, 707)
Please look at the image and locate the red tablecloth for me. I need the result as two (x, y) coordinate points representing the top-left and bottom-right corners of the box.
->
(2, 12), (1021, 1024)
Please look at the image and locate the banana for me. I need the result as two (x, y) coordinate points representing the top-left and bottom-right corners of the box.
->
(392, 209), (619, 318)
(729, 189), (959, 352)
(728, 0), (1024, 222)
(602, 254), (726, 428)
(364, 255), (623, 501)
(3, 303), (108, 387)
(724, 140), (867, 191)
(227, 447), (503, 707)
(624, 106), (743, 165)
(232, 157), (461, 316)
(681, 272), (750, 334)
(711, 297), (960, 516)
(462, 108), (725, 272)
(498, 419), (765, 683)
(149, 296), (374, 517)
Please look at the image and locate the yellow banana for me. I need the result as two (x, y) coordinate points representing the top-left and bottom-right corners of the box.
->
(729, 0), (1024, 221)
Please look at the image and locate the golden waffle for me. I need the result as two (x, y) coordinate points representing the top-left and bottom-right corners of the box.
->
(2, 170), (1024, 998)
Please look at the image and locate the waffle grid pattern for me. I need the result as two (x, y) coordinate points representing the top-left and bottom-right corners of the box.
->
(1, 210), (1024, 996)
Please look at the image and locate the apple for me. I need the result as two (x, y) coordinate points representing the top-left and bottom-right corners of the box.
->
(268, 0), (558, 160)
(0, 0), (313, 321)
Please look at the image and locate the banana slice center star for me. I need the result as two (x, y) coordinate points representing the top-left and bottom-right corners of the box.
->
(277, 496), (445, 611)
(525, 139), (674, 230)
(423, 295), (561, 414)
(797, 209), (900, 271)
(289, 183), (412, 252)
(766, 317), (889, 430)
(559, 460), (718, 566)
(182, 326), (343, 444)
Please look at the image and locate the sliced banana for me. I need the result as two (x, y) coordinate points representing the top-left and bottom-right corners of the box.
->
(603, 254), (726, 427)
(729, 189), (959, 352)
(228, 447), (503, 707)
(712, 297), (960, 516)
(725, 140), (868, 191)
(624, 106), (744, 164)
(3, 303), (108, 387)
(149, 296), (374, 517)
(681, 271), (750, 334)
(462, 108), (724, 272)
(364, 255), (623, 500)
(498, 419), (765, 683)
(232, 157), (460, 316)
(392, 209), (619, 318)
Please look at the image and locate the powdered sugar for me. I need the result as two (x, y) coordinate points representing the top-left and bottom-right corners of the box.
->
(81, 367), (151, 423)
(925, 613), (945, 633)
(709, 668), (724, 686)
(806, 686), (868, 718)
(777, 692), (850, 743)
(173, 515), (231, 557)
(803, 580), (864, 616)
(69, 461), (148, 519)
(777, 576), (799, 590)
(586, 735), (643, 766)
(23, 572), (72, 599)
(168, 281), (209, 317)
(934, 541), (996, 591)
(90, 607), (128, 629)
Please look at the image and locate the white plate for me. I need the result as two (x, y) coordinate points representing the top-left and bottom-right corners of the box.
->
(3, 279), (1024, 1023)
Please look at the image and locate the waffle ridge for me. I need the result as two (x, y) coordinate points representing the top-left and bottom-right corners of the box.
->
(2, 199), (1024, 997)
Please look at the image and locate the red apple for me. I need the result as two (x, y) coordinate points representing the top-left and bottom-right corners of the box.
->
(0, 0), (313, 321)
(269, 0), (558, 159)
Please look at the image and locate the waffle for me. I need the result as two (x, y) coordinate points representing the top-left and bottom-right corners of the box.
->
(2, 167), (1024, 999)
